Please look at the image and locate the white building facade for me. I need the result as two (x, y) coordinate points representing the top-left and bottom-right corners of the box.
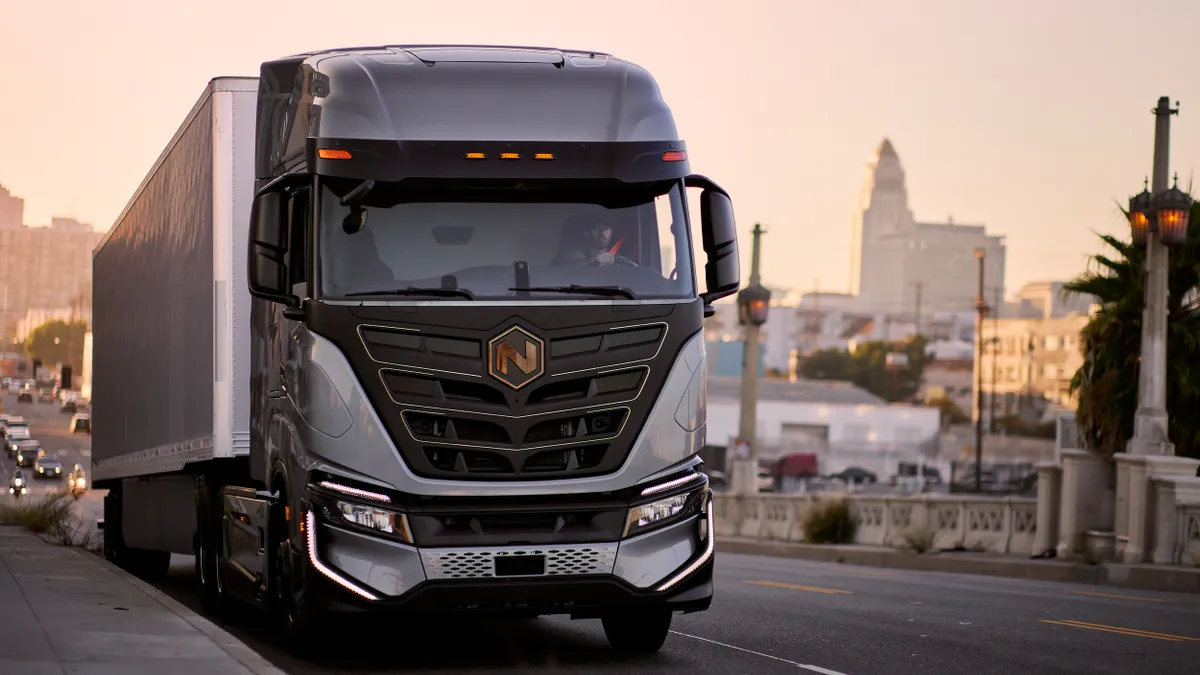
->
(849, 139), (1007, 317)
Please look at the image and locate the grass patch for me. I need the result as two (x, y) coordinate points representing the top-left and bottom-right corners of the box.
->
(802, 498), (858, 544)
(0, 492), (100, 552)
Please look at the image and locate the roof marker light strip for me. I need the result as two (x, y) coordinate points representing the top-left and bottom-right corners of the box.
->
(640, 472), (704, 497)
(655, 501), (715, 593)
(318, 480), (392, 503)
(306, 511), (380, 601)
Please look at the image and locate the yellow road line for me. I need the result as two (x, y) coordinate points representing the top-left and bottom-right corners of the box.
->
(745, 580), (854, 595)
(1064, 590), (1172, 603)
(1041, 619), (1200, 643)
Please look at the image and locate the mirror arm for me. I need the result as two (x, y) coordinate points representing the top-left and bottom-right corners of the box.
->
(684, 174), (729, 197)
(256, 172), (309, 198)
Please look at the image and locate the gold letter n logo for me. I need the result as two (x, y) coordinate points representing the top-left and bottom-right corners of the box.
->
(495, 340), (539, 375)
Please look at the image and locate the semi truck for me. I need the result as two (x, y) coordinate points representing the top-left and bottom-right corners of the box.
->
(93, 44), (740, 654)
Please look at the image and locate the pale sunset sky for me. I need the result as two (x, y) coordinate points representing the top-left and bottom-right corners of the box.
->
(1, 0), (1197, 297)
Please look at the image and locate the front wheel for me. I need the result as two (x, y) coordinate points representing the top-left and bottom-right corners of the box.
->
(601, 610), (673, 653)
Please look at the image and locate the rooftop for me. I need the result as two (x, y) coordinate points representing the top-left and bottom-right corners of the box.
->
(708, 377), (886, 406)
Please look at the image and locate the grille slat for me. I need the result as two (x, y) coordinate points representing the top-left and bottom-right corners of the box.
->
(421, 543), (619, 580)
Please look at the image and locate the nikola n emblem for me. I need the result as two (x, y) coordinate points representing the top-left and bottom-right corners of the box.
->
(488, 325), (545, 390)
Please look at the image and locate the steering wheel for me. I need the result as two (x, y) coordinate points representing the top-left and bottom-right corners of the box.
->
(586, 255), (638, 268)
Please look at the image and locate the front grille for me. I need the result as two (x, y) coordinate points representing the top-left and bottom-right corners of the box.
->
(422, 445), (609, 478)
(421, 543), (619, 580)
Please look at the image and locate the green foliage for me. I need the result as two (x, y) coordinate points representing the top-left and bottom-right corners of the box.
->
(928, 396), (970, 427)
(799, 335), (934, 402)
(0, 492), (74, 534)
(802, 498), (858, 544)
(1065, 202), (1200, 460)
(24, 320), (87, 368)
(995, 414), (1056, 439)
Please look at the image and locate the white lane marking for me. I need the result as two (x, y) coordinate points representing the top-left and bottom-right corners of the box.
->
(670, 630), (851, 674)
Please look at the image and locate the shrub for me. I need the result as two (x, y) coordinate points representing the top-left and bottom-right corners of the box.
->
(0, 492), (75, 534)
(899, 524), (938, 553)
(802, 498), (858, 544)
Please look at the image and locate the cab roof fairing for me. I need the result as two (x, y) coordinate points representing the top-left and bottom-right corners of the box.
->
(255, 46), (683, 179)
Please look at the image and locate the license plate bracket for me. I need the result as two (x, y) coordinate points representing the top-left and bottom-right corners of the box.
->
(494, 554), (546, 577)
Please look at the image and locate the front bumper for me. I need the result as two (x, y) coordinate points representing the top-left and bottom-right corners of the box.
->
(301, 495), (715, 618)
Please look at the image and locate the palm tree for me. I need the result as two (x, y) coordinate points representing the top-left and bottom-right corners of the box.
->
(1065, 202), (1200, 459)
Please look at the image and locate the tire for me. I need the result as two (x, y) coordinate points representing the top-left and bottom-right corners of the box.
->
(601, 610), (673, 653)
(103, 484), (170, 581)
(196, 477), (232, 617)
(272, 488), (320, 657)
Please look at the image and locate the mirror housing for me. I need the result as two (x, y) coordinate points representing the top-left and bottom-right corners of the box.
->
(685, 175), (741, 317)
(247, 176), (302, 308)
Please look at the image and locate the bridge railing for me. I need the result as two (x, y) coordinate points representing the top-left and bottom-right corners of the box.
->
(714, 491), (1039, 555)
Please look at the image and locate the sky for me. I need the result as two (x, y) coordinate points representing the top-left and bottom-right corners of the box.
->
(2, 0), (1198, 298)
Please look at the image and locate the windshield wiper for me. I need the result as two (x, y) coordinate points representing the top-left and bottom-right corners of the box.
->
(345, 286), (476, 300)
(508, 284), (637, 300)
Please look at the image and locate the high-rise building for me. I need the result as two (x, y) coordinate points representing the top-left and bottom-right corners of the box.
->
(0, 185), (104, 339)
(849, 139), (1006, 316)
(0, 185), (23, 230)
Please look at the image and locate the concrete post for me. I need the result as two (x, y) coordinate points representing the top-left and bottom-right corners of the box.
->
(1033, 462), (1062, 556)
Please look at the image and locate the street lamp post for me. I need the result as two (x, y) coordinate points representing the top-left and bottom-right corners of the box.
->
(735, 223), (770, 494)
(1125, 98), (1192, 456)
(1117, 97), (1197, 565)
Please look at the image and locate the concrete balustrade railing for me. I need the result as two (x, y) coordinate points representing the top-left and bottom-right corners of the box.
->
(1180, 502), (1200, 566)
(714, 492), (1039, 555)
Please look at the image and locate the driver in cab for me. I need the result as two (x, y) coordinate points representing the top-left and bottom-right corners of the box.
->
(554, 215), (630, 268)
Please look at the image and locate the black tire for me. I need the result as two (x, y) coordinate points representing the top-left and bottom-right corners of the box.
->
(601, 611), (673, 653)
(196, 477), (232, 617)
(272, 488), (320, 657)
(103, 484), (170, 581)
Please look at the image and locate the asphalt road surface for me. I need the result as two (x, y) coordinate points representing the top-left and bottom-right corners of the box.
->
(151, 534), (1200, 674)
(0, 391), (103, 534)
(10, 396), (1197, 674)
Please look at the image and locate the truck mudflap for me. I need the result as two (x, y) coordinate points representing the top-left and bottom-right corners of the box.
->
(299, 494), (716, 617)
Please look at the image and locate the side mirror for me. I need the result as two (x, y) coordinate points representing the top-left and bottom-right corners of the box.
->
(247, 188), (299, 308)
(685, 175), (741, 317)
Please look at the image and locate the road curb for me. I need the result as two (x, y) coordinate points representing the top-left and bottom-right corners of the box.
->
(70, 545), (286, 675)
(717, 537), (1200, 593)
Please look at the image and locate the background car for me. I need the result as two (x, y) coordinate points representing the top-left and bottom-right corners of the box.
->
(33, 456), (64, 480)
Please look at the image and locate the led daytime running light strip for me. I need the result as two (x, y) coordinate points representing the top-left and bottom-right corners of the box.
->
(640, 472), (704, 497)
(305, 510), (380, 601)
(318, 480), (391, 503)
(655, 501), (714, 593)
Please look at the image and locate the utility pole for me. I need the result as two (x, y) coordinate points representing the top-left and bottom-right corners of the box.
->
(990, 285), (1001, 432)
(913, 282), (923, 338)
(974, 248), (987, 492)
(736, 223), (770, 494)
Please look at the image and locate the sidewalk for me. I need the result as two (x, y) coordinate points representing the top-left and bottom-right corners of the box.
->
(718, 536), (1200, 594)
(0, 525), (284, 675)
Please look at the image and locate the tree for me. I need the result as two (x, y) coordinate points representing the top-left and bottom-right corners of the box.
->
(800, 335), (934, 403)
(1065, 202), (1200, 460)
(24, 320), (88, 369)
(928, 396), (970, 428)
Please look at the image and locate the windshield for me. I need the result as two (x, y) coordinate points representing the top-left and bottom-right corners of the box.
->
(317, 178), (695, 301)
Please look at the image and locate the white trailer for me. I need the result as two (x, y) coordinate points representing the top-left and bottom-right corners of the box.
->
(91, 77), (257, 574)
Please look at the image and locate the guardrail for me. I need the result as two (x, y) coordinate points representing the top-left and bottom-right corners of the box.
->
(714, 492), (1039, 555)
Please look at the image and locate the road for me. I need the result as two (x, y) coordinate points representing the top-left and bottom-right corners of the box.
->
(9, 401), (1200, 674)
(0, 391), (104, 536)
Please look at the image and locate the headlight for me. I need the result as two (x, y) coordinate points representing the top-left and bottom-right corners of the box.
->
(77, 478), (86, 487)
(624, 488), (707, 538)
(325, 499), (413, 544)
(13, 478), (22, 486)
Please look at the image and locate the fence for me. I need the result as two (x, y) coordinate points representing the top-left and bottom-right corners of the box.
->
(714, 491), (1039, 555)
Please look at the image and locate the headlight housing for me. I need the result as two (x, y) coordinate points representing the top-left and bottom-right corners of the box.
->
(309, 479), (413, 544)
(624, 478), (709, 538)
